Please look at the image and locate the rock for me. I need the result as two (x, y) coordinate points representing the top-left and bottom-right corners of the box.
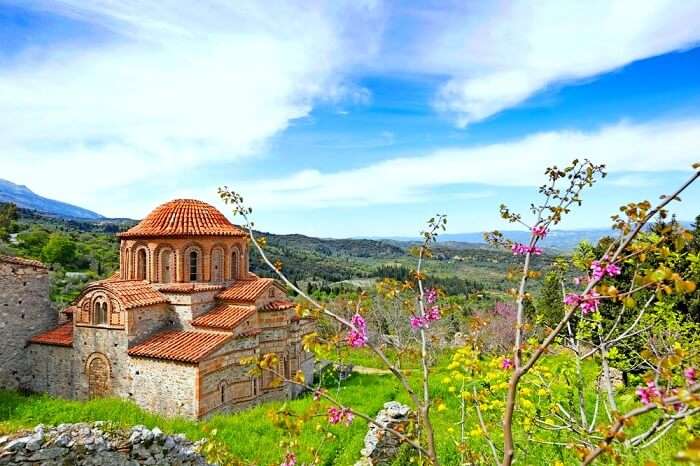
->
(355, 402), (415, 466)
(27, 447), (68, 461)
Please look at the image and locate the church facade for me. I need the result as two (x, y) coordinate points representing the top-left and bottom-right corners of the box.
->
(23, 199), (315, 419)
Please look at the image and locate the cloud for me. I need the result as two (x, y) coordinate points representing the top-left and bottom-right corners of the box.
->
(0, 1), (383, 208)
(237, 118), (700, 209)
(388, 0), (700, 126)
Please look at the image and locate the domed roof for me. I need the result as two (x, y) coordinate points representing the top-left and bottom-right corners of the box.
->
(118, 199), (246, 239)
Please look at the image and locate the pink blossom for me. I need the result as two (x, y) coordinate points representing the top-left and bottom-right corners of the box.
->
(410, 315), (428, 330)
(511, 243), (543, 256)
(426, 305), (441, 322)
(563, 291), (600, 315)
(280, 452), (297, 466)
(501, 357), (513, 370)
(636, 381), (661, 405)
(685, 367), (697, 385)
(327, 406), (354, 425)
(426, 288), (438, 305)
(531, 225), (548, 238)
(563, 293), (581, 306)
(346, 313), (367, 348)
(590, 260), (622, 281)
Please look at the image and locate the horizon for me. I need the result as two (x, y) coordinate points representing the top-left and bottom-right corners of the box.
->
(1, 2), (700, 237)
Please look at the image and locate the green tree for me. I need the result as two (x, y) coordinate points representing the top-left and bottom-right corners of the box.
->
(0, 203), (18, 241)
(41, 233), (77, 268)
(534, 271), (564, 325)
(16, 226), (50, 258)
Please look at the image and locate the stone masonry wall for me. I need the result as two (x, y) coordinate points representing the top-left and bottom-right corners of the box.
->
(0, 259), (55, 391)
(27, 344), (75, 397)
(129, 357), (198, 418)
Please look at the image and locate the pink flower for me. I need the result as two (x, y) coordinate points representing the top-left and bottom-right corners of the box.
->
(563, 293), (581, 306)
(426, 305), (441, 322)
(590, 260), (622, 281)
(605, 263), (622, 277)
(327, 406), (354, 425)
(531, 225), (548, 238)
(501, 357), (513, 370)
(563, 291), (600, 315)
(426, 288), (438, 305)
(410, 315), (428, 330)
(636, 381), (661, 405)
(511, 243), (543, 256)
(346, 313), (367, 348)
(685, 367), (697, 385)
(280, 452), (297, 466)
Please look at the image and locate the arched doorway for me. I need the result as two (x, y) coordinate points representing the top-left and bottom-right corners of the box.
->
(86, 353), (111, 398)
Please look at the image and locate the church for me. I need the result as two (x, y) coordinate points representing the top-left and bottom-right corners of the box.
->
(23, 199), (315, 419)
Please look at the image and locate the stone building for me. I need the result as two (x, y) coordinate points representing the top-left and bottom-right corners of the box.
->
(23, 199), (315, 419)
(0, 255), (55, 391)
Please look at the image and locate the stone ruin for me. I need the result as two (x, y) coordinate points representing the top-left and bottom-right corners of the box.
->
(355, 401), (415, 466)
(0, 422), (210, 466)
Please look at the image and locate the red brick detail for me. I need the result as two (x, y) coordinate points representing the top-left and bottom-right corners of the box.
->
(262, 300), (295, 311)
(216, 277), (275, 303)
(191, 304), (255, 330)
(128, 330), (231, 363)
(156, 283), (224, 294)
(117, 199), (246, 238)
(88, 279), (168, 309)
(0, 254), (47, 269)
(29, 322), (73, 347)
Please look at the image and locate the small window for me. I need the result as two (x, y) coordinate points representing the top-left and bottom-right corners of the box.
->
(189, 251), (199, 281)
(136, 249), (147, 280)
(93, 300), (108, 325)
(268, 288), (275, 298)
(252, 378), (257, 396)
(219, 382), (226, 405)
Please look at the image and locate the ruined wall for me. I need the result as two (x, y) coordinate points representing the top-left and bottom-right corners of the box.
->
(27, 344), (75, 397)
(0, 258), (55, 391)
(129, 357), (197, 418)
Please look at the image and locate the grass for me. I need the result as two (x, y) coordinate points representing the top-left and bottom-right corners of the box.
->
(0, 354), (691, 465)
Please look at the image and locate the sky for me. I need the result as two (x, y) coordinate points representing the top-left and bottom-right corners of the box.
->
(1, 0), (699, 237)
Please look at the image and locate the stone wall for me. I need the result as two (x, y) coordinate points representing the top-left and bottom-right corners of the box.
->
(27, 345), (75, 397)
(0, 258), (55, 391)
(127, 303), (173, 345)
(72, 326), (131, 399)
(129, 358), (198, 418)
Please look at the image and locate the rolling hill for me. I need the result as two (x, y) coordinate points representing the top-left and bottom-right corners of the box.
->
(0, 179), (103, 219)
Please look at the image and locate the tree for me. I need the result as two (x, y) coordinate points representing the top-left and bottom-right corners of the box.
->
(16, 226), (50, 258)
(41, 233), (77, 267)
(0, 203), (18, 242)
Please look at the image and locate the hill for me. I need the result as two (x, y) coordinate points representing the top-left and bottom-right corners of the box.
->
(0, 179), (103, 219)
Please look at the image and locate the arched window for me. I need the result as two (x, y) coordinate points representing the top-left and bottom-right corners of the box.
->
(189, 250), (199, 282)
(231, 249), (239, 280)
(93, 299), (108, 325)
(136, 249), (148, 280)
(160, 249), (172, 283)
(219, 381), (226, 405)
(211, 247), (224, 283)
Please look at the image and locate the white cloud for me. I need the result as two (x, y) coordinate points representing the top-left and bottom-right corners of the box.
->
(389, 0), (700, 126)
(237, 118), (700, 209)
(0, 1), (382, 210)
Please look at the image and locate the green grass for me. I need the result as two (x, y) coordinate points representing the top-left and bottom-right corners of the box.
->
(0, 357), (691, 465)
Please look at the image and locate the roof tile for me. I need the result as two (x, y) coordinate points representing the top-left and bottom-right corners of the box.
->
(118, 199), (246, 238)
(30, 322), (73, 347)
(85, 279), (168, 310)
(262, 300), (295, 311)
(0, 255), (47, 269)
(191, 304), (255, 330)
(128, 330), (231, 363)
(156, 283), (224, 294)
(216, 277), (275, 303)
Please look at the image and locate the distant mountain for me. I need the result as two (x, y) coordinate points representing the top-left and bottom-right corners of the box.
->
(0, 179), (103, 219)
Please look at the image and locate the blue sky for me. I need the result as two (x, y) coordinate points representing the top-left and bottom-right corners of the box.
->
(1, 1), (699, 237)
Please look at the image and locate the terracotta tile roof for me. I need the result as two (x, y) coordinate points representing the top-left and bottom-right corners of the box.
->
(62, 305), (77, 315)
(118, 199), (246, 238)
(30, 322), (73, 347)
(85, 279), (168, 310)
(0, 255), (46, 269)
(128, 330), (231, 363)
(156, 283), (224, 294)
(216, 277), (275, 303)
(262, 300), (295, 311)
(191, 304), (255, 330)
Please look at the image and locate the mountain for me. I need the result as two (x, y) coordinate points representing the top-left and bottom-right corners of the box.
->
(0, 179), (103, 219)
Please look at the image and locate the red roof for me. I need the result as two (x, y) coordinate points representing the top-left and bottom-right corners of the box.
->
(217, 277), (275, 303)
(262, 300), (295, 311)
(0, 255), (46, 269)
(128, 330), (231, 363)
(84, 279), (168, 310)
(118, 199), (246, 238)
(191, 304), (255, 330)
(30, 322), (73, 347)
(156, 283), (224, 294)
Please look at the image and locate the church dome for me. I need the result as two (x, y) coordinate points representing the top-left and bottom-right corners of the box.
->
(118, 199), (246, 238)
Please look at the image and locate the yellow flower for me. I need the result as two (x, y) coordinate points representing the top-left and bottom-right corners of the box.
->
(437, 403), (447, 412)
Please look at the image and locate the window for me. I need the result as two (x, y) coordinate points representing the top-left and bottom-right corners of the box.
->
(136, 249), (147, 280)
(252, 378), (257, 396)
(189, 250), (199, 281)
(93, 300), (108, 325)
(231, 249), (239, 279)
(219, 382), (226, 405)
(211, 248), (223, 283)
(268, 288), (275, 298)
(160, 249), (172, 283)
